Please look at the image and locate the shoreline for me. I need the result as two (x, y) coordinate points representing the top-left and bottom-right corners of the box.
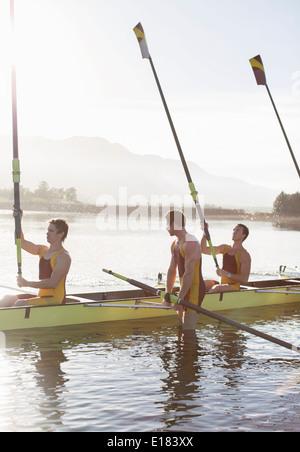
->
(0, 201), (299, 229)
(0, 201), (272, 215)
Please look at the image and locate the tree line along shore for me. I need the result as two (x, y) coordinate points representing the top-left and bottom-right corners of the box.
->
(0, 183), (299, 230)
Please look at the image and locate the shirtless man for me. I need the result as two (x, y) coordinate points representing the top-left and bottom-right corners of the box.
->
(201, 223), (251, 293)
(0, 211), (71, 307)
(163, 210), (206, 330)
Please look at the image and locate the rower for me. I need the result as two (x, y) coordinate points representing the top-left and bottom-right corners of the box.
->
(163, 210), (206, 330)
(201, 224), (251, 293)
(0, 210), (71, 307)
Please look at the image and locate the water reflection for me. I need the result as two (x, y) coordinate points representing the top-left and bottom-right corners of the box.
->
(3, 333), (71, 431)
(34, 350), (69, 430)
(157, 324), (249, 430)
(158, 329), (202, 429)
(1, 302), (300, 432)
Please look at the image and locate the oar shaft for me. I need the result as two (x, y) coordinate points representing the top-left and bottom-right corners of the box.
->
(265, 84), (300, 179)
(149, 57), (192, 183)
(103, 269), (300, 353)
(181, 298), (299, 353)
(148, 57), (219, 268)
(0, 284), (33, 294)
(10, 0), (22, 276)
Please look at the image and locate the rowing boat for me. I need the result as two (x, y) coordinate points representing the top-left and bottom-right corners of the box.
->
(0, 277), (300, 332)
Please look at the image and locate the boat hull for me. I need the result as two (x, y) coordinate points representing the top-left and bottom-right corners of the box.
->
(0, 278), (299, 332)
(0, 298), (175, 332)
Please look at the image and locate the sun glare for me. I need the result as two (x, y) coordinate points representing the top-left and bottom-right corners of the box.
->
(14, 2), (80, 88)
(4, 0), (93, 137)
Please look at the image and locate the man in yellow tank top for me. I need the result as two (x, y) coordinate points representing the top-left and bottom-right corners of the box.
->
(0, 211), (71, 307)
(163, 210), (206, 330)
(201, 224), (251, 293)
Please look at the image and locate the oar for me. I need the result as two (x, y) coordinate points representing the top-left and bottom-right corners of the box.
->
(0, 284), (34, 294)
(10, 0), (22, 277)
(133, 23), (219, 269)
(249, 55), (300, 180)
(256, 289), (300, 295)
(103, 268), (300, 353)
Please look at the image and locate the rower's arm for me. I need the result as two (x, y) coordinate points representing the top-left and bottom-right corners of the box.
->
(13, 208), (45, 255)
(162, 252), (178, 307)
(217, 251), (251, 284)
(237, 251), (251, 284)
(18, 253), (71, 289)
(20, 232), (45, 256)
(166, 251), (177, 293)
(178, 240), (198, 300)
(201, 234), (225, 255)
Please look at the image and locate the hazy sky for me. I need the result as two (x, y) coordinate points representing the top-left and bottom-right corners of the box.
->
(0, 0), (299, 192)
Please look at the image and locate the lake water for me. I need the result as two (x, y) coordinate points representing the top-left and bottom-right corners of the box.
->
(0, 210), (300, 433)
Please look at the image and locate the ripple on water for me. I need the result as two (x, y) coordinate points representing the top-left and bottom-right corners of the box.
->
(1, 304), (300, 432)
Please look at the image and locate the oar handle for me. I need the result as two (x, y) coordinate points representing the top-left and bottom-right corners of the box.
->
(103, 269), (300, 354)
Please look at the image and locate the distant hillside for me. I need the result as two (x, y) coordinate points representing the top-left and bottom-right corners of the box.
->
(0, 136), (278, 209)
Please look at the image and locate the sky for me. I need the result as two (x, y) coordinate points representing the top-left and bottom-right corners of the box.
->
(0, 0), (299, 193)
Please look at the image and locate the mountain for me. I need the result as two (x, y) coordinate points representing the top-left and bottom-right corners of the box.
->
(0, 135), (278, 210)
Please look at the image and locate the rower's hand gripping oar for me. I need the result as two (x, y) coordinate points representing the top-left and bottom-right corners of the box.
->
(133, 23), (219, 269)
(103, 269), (300, 354)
